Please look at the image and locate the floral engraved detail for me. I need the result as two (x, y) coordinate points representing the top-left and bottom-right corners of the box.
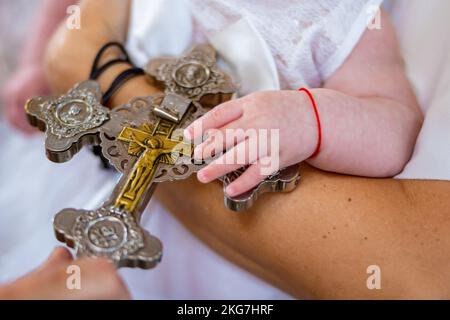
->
(42, 88), (109, 138)
(147, 44), (236, 101)
(73, 206), (144, 263)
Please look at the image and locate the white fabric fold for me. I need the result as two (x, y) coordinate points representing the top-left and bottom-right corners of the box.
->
(209, 18), (280, 95)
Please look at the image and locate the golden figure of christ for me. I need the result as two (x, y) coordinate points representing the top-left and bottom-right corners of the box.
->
(115, 122), (192, 212)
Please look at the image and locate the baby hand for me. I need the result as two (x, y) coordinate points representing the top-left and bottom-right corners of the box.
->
(184, 90), (318, 197)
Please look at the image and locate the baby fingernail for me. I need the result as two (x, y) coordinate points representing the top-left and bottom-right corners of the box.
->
(226, 186), (236, 196)
(197, 170), (208, 183)
(194, 145), (203, 159)
(184, 128), (192, 140)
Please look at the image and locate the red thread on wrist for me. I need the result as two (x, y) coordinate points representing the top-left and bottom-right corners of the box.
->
(298, 87), (322, 158)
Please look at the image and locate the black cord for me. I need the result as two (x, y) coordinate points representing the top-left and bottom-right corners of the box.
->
(101, 67), (145, 105)
(89, 42), (144, 170)
(89, 42), (132, 80)
(94, 67), (145, 170)
(90, 57), (129, 80)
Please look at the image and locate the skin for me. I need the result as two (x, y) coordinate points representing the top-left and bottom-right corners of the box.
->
(0, 248), (130, 300)
(45, 0), (160, 105)
(188, 11), (423, 196)
(156, 166), (450, 299)
(2, 0), (76, 134)
(44, 0), (450, 298)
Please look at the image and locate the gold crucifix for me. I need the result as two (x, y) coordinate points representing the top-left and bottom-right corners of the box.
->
(114, 119), (193, 212)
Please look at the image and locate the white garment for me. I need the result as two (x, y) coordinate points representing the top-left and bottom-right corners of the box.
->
(0, 130), (113, 282)
(127, 0), (383, 90)
(390, 0), (450, 180)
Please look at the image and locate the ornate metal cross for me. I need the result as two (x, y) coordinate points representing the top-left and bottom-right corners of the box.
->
(25, 44), (300, 269)
(115, 120), (192, 212)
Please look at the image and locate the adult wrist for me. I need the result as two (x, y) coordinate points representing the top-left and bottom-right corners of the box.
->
(96, 63), (161, 107)
(90, 42), (162, 107)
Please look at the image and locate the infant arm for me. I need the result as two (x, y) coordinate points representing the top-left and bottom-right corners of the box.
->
(307, 10), (423, 177)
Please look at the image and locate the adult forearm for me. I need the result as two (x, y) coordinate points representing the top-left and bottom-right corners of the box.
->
(20, 0), (76, 67)
(44, 0), (160, 105)
(45, 0), (124, 93)
(155, 165), (450, 299)
(306, 88), (423, 177)
(55, 39), (446, 298)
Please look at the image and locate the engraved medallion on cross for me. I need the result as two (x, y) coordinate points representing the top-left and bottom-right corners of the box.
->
(24, 44), (300, 268)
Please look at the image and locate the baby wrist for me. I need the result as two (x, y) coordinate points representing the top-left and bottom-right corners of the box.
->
(297, 88), (322, 159)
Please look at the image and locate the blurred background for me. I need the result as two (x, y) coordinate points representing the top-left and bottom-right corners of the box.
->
(0, 1), (45, 275)
(0, 0), (38, 91)
(0, 0), (115, 284)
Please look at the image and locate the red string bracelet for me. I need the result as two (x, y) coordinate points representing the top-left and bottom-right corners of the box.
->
(298, 87), (322, 158)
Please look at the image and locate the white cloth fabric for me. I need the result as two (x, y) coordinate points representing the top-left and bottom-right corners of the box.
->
(390, 0), (450, 180)
(1, 0), (449, 300)
(127, 0), (383, 90)
(0, 130), (112, 282)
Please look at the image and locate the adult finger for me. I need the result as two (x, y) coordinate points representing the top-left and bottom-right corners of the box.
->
(39, 247), (73, 271)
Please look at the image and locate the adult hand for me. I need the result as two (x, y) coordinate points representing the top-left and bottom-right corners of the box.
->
(0, 247), (130, 300)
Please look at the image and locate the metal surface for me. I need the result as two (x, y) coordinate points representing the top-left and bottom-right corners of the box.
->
(220, 165), (300, 212)
(147, 44), (301, 212)
(54, 205), (162, 269)
(28, 90), (162, 268)
(146, 44), (236, 102)
(114, 119), (192, 212)
(25, 44), (301, 269)
(25, 80), (109, 163)
(25, 45), (233, 268)
(153, 93), (192, 123)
